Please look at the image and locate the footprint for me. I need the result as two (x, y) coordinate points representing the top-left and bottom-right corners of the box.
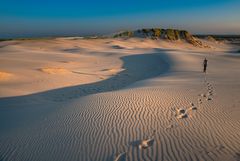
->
(139, 130), (156, 149)
(198, 98), (202, 104)
(207, 93), (213, 96)
(216, 145), (225, 151)
(206, 97), (212, 101)
(139, 138), (155, 149)
(177, 113), (188, 119)
(200, 94), (207, 97)
(199, 144), (225, 155)
(188, 103), (197, 110)
(166, 124), (174, 130)
(176, 108), (186, 116)
(188, 106), (197, 111)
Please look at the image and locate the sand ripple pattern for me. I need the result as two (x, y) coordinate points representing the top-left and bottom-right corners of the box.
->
(0, 82), (240, 161)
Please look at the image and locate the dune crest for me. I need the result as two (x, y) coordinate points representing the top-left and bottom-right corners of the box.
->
(39, 67), (70, 74)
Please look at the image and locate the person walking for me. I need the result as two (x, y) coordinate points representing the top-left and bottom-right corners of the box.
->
(203, 58), (208, 73)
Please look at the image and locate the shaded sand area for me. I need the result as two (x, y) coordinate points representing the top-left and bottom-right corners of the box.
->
(0, 38), (240, 161)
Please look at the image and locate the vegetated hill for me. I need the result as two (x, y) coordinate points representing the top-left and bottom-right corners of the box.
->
(205, 35), (217, 42)
(195, 35), (218, 43)
(113, 28), (209, 48)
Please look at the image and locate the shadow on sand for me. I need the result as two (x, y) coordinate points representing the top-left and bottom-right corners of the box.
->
(0, 50), (173, 107)
(0, 50), (173, 155)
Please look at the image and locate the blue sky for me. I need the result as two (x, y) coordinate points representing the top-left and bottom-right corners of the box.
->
(0, 0), (240, 38)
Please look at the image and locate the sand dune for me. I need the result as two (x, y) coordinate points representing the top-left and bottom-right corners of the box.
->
(0, 38), (240, 161)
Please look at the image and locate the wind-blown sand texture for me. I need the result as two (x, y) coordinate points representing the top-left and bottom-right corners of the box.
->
(0, 38), (240, 161)
(0, 71), (13, 80)
(39, 67), (70, 74)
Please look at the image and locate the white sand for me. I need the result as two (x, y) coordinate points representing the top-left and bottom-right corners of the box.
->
(0, 38), (240, 161)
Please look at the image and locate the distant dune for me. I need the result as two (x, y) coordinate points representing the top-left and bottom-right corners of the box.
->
(112, 28), (210, 48)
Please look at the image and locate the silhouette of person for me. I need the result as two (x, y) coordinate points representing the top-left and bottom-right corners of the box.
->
(203, 58), (208, 73)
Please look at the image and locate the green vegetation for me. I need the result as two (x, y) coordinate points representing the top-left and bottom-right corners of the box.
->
(142, 29), (146, 33)
(113, 28), (194, 41)
(166, 29), (176, 40)
(113, 31), (133, 38)
(179, 30), (206, 47)
(112, 28), (208, 48)
(206, 36), (216, 41)
(165, 29), (182, 40)
(0, 39), (13, 42)
(127, 31), (133, 37)
(142, 28), (151, 33)
(180, 30), (191, 39)
(174, 30), (180, 40)
(152, 28), (162, 37)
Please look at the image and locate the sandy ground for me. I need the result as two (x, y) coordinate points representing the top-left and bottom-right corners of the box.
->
(0, 38), (239, 161)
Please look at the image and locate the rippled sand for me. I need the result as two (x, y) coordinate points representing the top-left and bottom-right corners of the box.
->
(0, 38), (239, 161)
